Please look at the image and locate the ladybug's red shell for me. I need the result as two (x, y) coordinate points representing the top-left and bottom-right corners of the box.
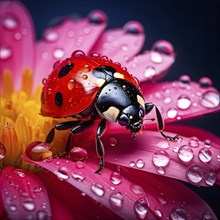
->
(41, 53), (139, 118)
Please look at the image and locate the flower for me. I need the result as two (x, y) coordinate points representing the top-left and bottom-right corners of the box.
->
(0, 1), (220, 219)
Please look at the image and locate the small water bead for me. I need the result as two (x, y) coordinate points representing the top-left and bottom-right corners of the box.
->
(198, 148), (212, 163)
(71, 50), (86, 58)
(23, 199), (36, 211)
(129, 161), (136, 167)
(134, 197), (149, 219)
(179, 75), (191, 84)
(37, 210), (49, 220)
(109, 137), (117, 147)
(121, 44), (128, 52)
(88, 10), (107, 24)
(15, 169), (26, 178)
(9, 204), (17, 212)
(188, 136), (200, 148)
(91, 183), (105, 197)
(164, 97), (172, 104)
(170, 208), (188, 220)
(154, 209), (163, 218)
(0, 142), (6, 160)
(136, 159), (145, 169)
(167, 108), (178, 119)
(75, 161), (85, 169)
(14, 32), (22, 40)
(57, 167), (69, 180)
(199, 77), (212, 88)
(144, 66), (156, 78)
(124, 21), (144, 34)
(152, 150), (170, 167)
(204, 172), (216, 186)
(53, 48), (65, 59)
(200, 91), (220, 108)
(177, 95), (191, 110)
(69, 147), (88, 162)
(150, 51), (163, 64)
(152, 40), (174, 55)
(2, 16), (19, 30)
(82, 74), (88, 80)
(72, 171), (85, 182)
(157, 141), (170, 149)
(202, 211), (212, 220)
(67, 79), (76, 90)
(44, 30), (59, 42)
(186, 165), (203, 184)
(204, 139), (211, 148)
(177, 145), (194, 162)
(109, 192), (124, 209)
(130, 184), (144, 195)
(0, 45), (12, 60)
(157, 167), (165, 175)
(110, 172), (122, 185)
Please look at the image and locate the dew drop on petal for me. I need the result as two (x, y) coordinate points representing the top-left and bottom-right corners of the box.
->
(69, 147), (88, 162)
(157, 167), (165, 175)
(0, 45), (12, 60)
(177, 95), (191, 110)
(14, 32), (22, 40)
(164, 97), (172, 104)
(204, 139), (211, 148)
(75, 161), (85, 169)
(136, 159), (145, 169)
(109, 192), (124, 209)
(170, 208), (188, 220)
(129, 161), (136, 167)
(130, 184), (144, 195)
(9, 204), (17, 212)
(150, 51), (163, 63)
(0, 143), (6, 160)
(88, 10), (107, 24)
(198, 148), (212, 163)
(110, 172), (122, 185)
(179, 75), (191, 84)
(167, 108), (178, 119)
(121, 44), (128, 52)
(25, 141), (52, 161)
(23, 199), (36, 211)
(124, 21), (144, 34)
(56, 167), (69, 180)
(71, 50), (86, 58)
(144, 66), (156, 78)
(204, 172), (216, 186)
(109, 137), (117, 147)
(72, 171), (85, 182)
(91, 183), (105, 197)
(157, 141), (170, 149)
(188, 137), (200, 148)
(152, 150), (170, 167)
(202, 211), (213, 220)
(152, 40), (174, 55)
(200, 91), (220, 108)
(37, 210), (49, 220)
(2, 16), (19, 30)
(15, 169), (26, 178)
(154, 209), (163, 218)
(53, 48), (65, 59)
(199, 77), (212, 88)
(44, 30), (59, 42)
(186, 165), (203, 184)
(177, 145), (194, 162)
(134, 197), (149, 219)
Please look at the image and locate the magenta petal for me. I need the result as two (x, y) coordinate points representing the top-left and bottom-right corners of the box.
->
(141, 80), (220, 127)
(91, 21), (145, 65)
(34, 11), (107, 89)
(0, 166), (51, 219)
(0, 1), (34, 92)
(126, 48), (175, 82)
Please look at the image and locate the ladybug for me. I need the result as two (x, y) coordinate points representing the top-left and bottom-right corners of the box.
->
(41, 50), (179, 173)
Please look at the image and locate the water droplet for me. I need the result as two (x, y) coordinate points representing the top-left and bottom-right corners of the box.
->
(167, 108), (178, 119)
(0, 143), (6, 160)
(67, 78), (75, 90)
(130, 184), (144, 195)
(109, 192), (124, 209)
(9, 204), (17, 212)
(37, 210), (49, 220)
(14, 32), (22, 40)
(124, 21), (144, 34)
(199, 77), (212, 88)
(15, 169), (26, 178)
(91, 183), (105, 197)
(82, 74), (88, 80)
(188, 136), (200, 148)
(157, 141), (170, 149)
(88, 10), (106, 24)
(2, 16), (19, 30)
(53, 48), (65, 59)
(170, 208), (188, 220)
(198, 148), (212, 163)
(25, 141), (52, 161)
(186, 165), (203, 184)
(23, 199), (36, 211)
(144, 66), (156, 78)
(152, 40), (174, 55)
(134, 197), (149, 219)
(109, 137), (117, 147)
(69, 147), (88, 162)
(72, 171), (85, 182)
(179, 75), (191, 84)
(200, 91), (220, 108)
(157, 167), (165, 175)
(202, 211), (212, 220)
(164, 97), (171, 104)
(177, 145), (194, 162)
(204, 139), (211, 148)
(71, 50), (85, 58)
(32, 187), (43, 193)
(44, 30), (59, 42)
(177, 95), (191, 110)
(154, 209), (163, 218)
(157, 194), (167, 205)
(150, 51), (163, 63)
(0, 45), (12, 60)
(152, 150), (170, 167)
(75, 161), (85, 169)
(136, 159), (145, 169)
(129, 161), (136, 167)
(204, 172), (216, 186)
(57, 167), (69, 180)
(110, 172), (122, 185)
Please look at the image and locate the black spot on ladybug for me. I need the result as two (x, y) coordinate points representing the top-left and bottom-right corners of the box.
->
(58, 62), (74, 78)
(55, 92), (63, 107)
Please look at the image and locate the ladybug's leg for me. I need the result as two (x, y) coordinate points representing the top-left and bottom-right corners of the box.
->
(95, 119), (106, 174)
(46, 120), (81, 144)
(145, 102), (179, 141)
(65, 120), (94, 152)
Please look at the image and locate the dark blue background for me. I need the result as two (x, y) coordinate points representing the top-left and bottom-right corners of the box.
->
(20, 0), (220, 218)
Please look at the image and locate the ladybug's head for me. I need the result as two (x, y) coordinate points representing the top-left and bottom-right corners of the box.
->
(118, 103), (145, 138)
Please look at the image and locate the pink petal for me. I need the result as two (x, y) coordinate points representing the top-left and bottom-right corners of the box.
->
(0, 1), (34, 92)
(71, 122), (220, 186)
(91, 21), (145, 65)
(24, 156), (218, 219)
(0, 166), (51, 219)
(34, 10), (107, 89)
(126, 45), (175, 83)
(140, 80), (220, 127)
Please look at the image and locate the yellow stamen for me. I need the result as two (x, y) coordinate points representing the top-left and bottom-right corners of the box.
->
(21, 68), (33, 97)
(2, 69), (13, 97)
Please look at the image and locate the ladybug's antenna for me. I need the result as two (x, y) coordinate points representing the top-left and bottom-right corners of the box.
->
(144, 118), (155, 121)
